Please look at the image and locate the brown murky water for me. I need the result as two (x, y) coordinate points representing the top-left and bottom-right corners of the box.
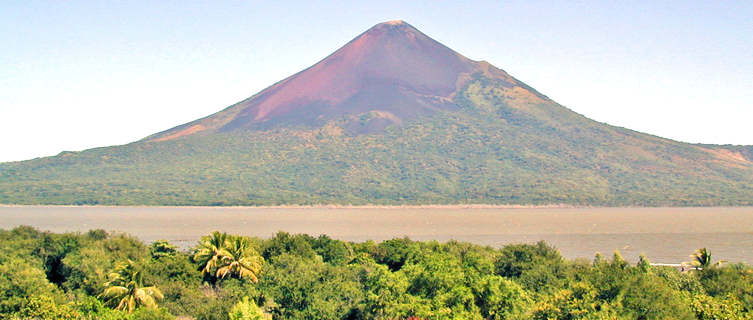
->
(1, 206), (752, 264)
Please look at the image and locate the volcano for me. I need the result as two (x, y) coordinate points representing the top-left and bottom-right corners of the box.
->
(149, 20), (529, 139)
(2, 20), (752, 206)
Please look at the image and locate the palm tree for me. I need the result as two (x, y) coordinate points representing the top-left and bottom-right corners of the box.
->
(216, 236), (264, 282)
(194, 231), (230, 277)
(684, 248), (725, 270)
(100, 259), (163, 312)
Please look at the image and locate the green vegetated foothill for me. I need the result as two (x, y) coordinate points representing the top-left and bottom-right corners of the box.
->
(2, 226), (753, 319)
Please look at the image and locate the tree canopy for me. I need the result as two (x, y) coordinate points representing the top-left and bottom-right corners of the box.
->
(1, 226), (752, 319)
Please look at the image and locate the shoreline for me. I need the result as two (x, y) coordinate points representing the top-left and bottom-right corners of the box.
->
(0, 203), (578, 209)
(1, 204), (751, 209)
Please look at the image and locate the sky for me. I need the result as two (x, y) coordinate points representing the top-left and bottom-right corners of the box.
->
(1, 1), (751, 162)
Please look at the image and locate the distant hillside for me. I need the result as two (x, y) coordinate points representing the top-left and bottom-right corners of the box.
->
(1, 21), (752, 206)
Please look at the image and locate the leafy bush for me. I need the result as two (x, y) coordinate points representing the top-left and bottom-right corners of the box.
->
(228, 296), (268, 320)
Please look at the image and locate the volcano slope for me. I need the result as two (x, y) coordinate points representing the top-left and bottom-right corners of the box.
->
(1, 21), (752, 206)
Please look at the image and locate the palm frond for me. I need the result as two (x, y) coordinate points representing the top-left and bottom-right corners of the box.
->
(101, 260), (163, 313)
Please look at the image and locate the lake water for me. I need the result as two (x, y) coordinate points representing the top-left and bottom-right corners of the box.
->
(1, 206), (752, 264)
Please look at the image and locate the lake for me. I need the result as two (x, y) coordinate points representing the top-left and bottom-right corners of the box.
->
(1, 206), (752, 264)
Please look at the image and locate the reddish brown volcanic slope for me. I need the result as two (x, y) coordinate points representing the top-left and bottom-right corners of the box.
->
(150, 20), (522, 140)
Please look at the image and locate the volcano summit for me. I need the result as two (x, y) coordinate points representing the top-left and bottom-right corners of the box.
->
(149, 20), (530, 138)
(2, 21), (752, 206)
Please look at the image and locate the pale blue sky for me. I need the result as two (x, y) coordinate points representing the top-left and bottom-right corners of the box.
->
(1, 1), (751, 162)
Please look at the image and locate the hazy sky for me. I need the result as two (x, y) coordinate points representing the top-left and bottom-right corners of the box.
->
(1, 1), (751, 162)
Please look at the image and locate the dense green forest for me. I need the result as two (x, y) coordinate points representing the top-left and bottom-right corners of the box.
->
(2, 226), (752, 319)
(2, 75), (753, 207)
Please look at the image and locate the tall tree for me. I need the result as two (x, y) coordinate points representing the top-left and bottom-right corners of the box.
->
(100, 259), (163, 313)
(216, 236), (264, 282)
(193, 231), (230, 277)
(685, 248), (725, 270)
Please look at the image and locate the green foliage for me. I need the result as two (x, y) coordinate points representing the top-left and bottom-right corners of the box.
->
(73, 295), (127, 320)
(359, 260), (416, 319)
(698, 264), (753, 312)
(372, 237), (421, 271)
(403, 252), (466, 299)
(495, 241), (561, 276)
(60, 233), (148, 295)
(158, 281), (251, 320)
(587, 253), (635, 302)
(261, 232), (317, 262)
(260, 253), (363, 319)
(689, 294), (746, 320)
(653, 266), (705, 294)
(150, 240), (178, 259)
(529, 282), (613, 320)
(193, 232), (264, 283)
(3, 227), (753, 319)
(619, 275), (694, 319)
(472, 275), (531, 319)
(13, 295), (80, 320)
(0, 257), (65, 315)
(216, 237), (264, 282)
(229, 296), (269, 320)
(100, 259), (164, 312)
(87, 229), (109, 240)
(61, 245), (116, 294)
(636, 254), (652, 273)
(312, 234), (354, 265)
(685, 248), (727, 271)
(194, 231), (231, 280)
(128, 307), (176, 320)
(33, 232), (81, 285)
(143, 252), (202, 287)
